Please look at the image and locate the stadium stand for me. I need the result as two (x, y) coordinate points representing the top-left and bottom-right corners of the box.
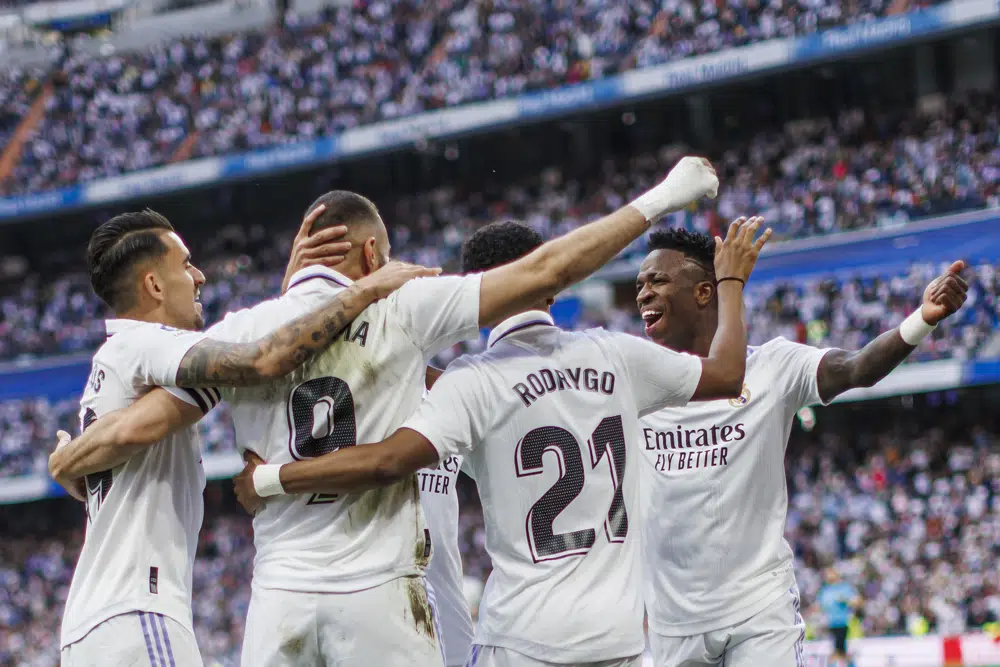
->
(0, 0), (956, 195)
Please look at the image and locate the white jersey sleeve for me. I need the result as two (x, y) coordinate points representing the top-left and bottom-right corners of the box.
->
(124, 324), (209, 387)
(403, 357), (491, 461)
(764, 337), (832, 408)
(594, 331), (702, 416)
(388, 275), (482, 357)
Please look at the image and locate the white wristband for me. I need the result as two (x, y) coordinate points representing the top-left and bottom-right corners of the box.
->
(630, 186), (677, 223)
(253, 464), (285, 497)
(899, 310), (936, 346)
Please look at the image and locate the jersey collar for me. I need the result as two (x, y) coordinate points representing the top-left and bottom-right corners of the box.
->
(488, 310), (556, 348)
(286, 265), (354, 292)
(105, 318), (148, 338)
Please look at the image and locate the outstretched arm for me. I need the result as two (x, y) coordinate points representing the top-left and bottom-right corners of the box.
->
(477, 157), (719, 327)
(816, 261), (968, 403)
(49, 390), (203, 488)
(175, 261), (439, 388)
(233, 430), (438, 514)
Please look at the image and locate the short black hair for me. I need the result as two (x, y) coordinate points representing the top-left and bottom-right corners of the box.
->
(87, 209), (175, 311)
(305, 190), (381, 233)
(647, 228), (715, 275)
(461, 220), (545, 274)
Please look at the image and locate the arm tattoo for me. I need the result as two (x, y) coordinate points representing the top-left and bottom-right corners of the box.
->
(816, 329), (916, 403)
(175, 284), (373, 387)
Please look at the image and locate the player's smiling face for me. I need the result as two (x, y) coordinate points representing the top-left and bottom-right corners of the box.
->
(636, 249), (709, 349)
(155, 231), (207, 331)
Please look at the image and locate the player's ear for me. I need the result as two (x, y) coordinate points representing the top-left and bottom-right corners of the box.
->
(141, 270), (166, 305)
(360, 237), (378, 276)
(695, 279), (715, 308)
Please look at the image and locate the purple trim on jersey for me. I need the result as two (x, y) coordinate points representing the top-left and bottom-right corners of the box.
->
(181, 388), (209, 412)
(426, 583), (446, 666)
(156, 614), (177, 667)
(138, 612), (160, 667)
(288, 273), (351, 291)
(488, 320), (555, 348)
(464, 644), (482, 667)
(791, 586), (805, 667)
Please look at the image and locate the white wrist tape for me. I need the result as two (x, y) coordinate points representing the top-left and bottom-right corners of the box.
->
(630, 186), (677, 223)
(253, 464), (285, 497)
(899, 310), (936, 346)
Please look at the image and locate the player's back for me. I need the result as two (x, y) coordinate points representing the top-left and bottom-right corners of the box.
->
(62, 321), (217, 648)
(214, 267), (482, 593)
(419, 314), (701, 662)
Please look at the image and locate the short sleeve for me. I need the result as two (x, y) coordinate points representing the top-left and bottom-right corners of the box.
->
(389, 274), (482, 356)
(401, 358), (490, 461)
(599, 331), (703, 417)
(133, 325), (211, 387)
(163, 386), (222, 414)
(763, 337), (832, 409)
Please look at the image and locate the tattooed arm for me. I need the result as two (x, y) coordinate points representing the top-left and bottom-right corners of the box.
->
(816, 261), (968, 403)
(175, 262), (439, 388)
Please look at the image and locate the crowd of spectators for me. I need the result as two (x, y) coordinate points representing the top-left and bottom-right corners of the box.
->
(0, 397), (996, 666)
(0, 0), (951, 194)
(1, 254), (998, 477)
(1, 89), (998, 362)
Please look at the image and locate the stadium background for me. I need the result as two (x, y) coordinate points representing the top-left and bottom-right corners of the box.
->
(1, 0), (999, 665)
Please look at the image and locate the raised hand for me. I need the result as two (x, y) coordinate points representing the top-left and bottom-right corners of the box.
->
(281, 204), (353, 293)
(713, 216), (771, 285)
(920, 260), (969, 325)
(630, 156), (719, 222)
(356, 261), (443, 301)
(233, 450), (265, 515)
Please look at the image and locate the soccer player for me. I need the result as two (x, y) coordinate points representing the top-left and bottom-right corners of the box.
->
(633, 229), (969, 667)
(63, 157), (721, 667)
(49, 208), (435, 667)
(420, 430), (475, 666)
(231, 217), (771, 667)
(817, 568), (860, 667)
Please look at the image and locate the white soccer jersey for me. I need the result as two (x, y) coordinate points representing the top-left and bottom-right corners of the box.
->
(421, 454), (474, 667)
(403, 311), (703, 663)
(62, 320), (220, 649)
(639, 337), (830, 637)
(210, 266), (482, 593)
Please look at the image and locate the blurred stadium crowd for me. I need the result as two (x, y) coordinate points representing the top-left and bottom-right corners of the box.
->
(1, 89), (998, 363)
(0, 0), (952, 195)
(1, 395), (996, 667)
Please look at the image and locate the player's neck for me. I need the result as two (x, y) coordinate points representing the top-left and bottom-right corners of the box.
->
(116, 304), (172, 328)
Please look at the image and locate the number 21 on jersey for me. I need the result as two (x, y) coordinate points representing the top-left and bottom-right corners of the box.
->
(287, 376), (357, 504)
(515, 415), (628, 563)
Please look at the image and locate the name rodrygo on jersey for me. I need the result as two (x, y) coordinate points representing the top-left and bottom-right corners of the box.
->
(62, 319), (219, 649)
(403, 311), (703, 663)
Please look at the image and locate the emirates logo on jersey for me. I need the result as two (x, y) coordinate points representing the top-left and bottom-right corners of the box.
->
(729, 384), (751, 408)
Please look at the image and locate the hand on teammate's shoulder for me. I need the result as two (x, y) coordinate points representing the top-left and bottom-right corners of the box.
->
(357, 261), (443, 300)
(920, 260), (969, 325)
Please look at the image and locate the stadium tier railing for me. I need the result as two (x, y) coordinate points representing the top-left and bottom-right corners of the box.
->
(2, 209), (1000, 503)
(0, 0), (998, 221)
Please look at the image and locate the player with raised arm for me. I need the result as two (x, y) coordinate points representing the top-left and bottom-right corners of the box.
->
(51, 208), (435, 667)
(230, 217), (770, 667)
(633, 229), (969, 667)
(60, 157), (721, 667)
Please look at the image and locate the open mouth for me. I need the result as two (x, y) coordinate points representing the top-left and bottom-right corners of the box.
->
(641, 309), (663, 333)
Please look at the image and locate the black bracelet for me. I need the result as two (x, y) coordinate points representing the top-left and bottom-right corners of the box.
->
(716, 277), (746, 288)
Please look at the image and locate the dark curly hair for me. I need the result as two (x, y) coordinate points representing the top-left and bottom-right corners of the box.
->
(647, 228), (715, 276)
(461, 220), (545, 274)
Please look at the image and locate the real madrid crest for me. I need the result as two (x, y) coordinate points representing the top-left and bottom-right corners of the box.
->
(729, 384), (751, 408)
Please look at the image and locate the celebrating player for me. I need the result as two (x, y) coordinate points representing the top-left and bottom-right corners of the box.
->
(634, 228), (969, 667)
(49, 208), (435, 667)
(56, 156), (721, 667)
(231, 217), (770, 667)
